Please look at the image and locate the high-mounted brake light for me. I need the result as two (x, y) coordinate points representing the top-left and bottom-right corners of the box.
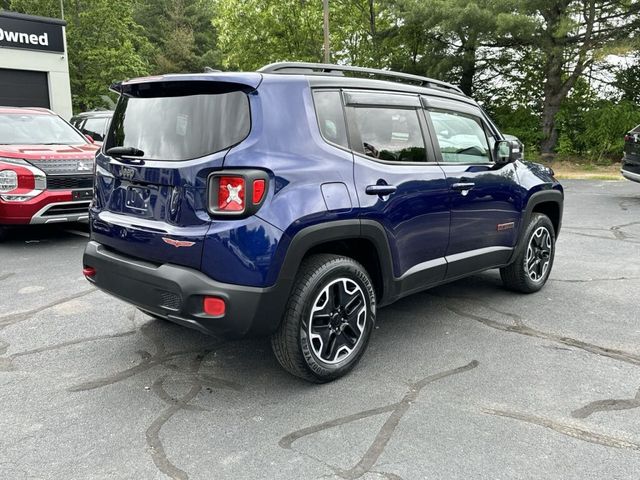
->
(217, 176), (245, 212)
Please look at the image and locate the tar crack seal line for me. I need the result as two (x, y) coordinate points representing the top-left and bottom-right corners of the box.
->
(572, 386), (640, 419)
(279, 360), (479, 480)
(483, 407), (640, 451)
(440, 299), (640, 368)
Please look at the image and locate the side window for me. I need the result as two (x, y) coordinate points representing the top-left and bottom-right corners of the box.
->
(313, 90), (349, 149)
(82, 117), (108, 142)
(350, 107), (427, 163)
(428, 110), (491, 164)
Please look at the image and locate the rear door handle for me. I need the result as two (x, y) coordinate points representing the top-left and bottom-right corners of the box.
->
(451, 182), (475, 192)
(365, 185), (397, 196)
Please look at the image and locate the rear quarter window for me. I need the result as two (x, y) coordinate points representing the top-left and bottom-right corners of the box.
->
(106, 89), (250, 161)
(313, 90), (349, 149)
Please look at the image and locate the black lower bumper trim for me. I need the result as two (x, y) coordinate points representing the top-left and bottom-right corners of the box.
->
(83, 241), (288, 337)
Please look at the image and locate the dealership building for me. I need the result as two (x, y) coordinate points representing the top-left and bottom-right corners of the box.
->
(0, 10), (73, 119)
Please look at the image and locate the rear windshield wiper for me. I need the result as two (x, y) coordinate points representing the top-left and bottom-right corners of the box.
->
(107, 146), (145, 157)
(106, 146), (145, 164)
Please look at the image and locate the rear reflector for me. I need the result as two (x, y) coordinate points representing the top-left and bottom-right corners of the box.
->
(252, 179), (266, 204)
(203, 296), (226, 316)
(83, 266), (96, 277)
(217, 176), (245, 212)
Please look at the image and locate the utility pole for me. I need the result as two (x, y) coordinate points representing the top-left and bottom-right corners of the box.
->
(323, 0), (330, 63)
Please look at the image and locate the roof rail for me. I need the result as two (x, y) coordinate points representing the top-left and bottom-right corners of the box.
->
(258, 62), (464, 95)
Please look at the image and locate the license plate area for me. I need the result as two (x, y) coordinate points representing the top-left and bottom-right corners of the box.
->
(125, 186), (151, 213)
(72, 189), (93, 201)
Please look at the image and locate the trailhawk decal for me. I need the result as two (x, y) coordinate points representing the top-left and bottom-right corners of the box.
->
(497, 222), (515, 231)
(162, 238), (195, 248)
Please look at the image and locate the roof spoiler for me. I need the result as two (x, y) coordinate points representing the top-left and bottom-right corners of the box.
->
(109, 72), (263, 96)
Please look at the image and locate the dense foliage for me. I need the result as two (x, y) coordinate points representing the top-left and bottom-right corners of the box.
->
(3, 0), (640, 161)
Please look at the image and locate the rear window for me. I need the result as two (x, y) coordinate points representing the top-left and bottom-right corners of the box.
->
(106, 89), (250, 161)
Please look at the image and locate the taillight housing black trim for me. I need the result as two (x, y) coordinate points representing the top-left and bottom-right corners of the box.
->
(207, 169), (270, 219)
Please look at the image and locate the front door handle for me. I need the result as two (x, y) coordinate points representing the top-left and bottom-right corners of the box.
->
(365, 184), (397, 196)
(451, 182), (475, 192)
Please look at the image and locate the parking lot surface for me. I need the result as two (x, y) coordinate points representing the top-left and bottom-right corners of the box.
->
(1, 179), (640, 480)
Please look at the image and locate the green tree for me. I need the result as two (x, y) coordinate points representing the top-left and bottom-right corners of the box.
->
(506, 0), (640, 158)
(214, 0), (324, 70)
(390, 0), (511, 96)
(615, 54), (640, 104)
(133, 0), (220, 73)
(213, 0), (399, 71)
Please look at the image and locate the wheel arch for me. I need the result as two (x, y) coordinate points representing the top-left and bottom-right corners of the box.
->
(277, 220), (394, 306)
(509, 189), (563, 264)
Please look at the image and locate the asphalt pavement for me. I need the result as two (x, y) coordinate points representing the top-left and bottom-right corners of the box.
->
(1, 179), (639, 480)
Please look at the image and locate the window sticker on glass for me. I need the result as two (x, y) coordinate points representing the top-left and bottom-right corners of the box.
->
(176, 114), (188, 137)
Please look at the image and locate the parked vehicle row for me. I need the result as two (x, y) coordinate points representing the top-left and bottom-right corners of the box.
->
(70, 110), (113, 145)
(0, 107), (99, 240)
(81, 63), (564, 382)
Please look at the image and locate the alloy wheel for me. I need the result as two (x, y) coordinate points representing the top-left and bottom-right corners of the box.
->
(308, 278), (367, 364)
(526, 226), (552, 282)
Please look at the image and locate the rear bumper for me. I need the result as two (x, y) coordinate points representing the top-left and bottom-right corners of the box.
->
(83, 241), (288, 337)
(622, 153), (640, 183)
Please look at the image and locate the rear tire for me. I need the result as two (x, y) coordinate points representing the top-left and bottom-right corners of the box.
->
(271, 254), (376, 383)
(500, 213), (555, 293)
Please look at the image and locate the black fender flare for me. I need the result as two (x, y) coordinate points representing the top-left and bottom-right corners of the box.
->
(275, 219), (395, 299)
(509, 189), (564, 264)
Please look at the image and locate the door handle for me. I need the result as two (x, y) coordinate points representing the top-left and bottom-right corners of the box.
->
(451, 182), (475, 192)
(365, 184), (397, 196)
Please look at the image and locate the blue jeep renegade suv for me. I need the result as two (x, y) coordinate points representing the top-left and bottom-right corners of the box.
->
(83, 62), (563, 382)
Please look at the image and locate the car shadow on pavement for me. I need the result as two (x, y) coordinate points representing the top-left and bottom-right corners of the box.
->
(1, 223), (89, 245)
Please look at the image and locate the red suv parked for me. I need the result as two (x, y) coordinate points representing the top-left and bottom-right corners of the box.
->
(0, 107), (99, 240)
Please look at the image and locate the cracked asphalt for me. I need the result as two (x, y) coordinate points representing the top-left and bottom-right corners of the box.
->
(1, 179), (639, 480)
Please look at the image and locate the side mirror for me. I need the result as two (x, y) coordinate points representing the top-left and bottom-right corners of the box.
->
(85, 134), (95, 144)
(494, 140), (516, 164)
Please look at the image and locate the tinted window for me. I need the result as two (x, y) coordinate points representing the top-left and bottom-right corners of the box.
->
(106, 90), (250, 161)
(82, 117), (108, 141)
(0, 113), (87, 145)
(428, 110), (491, 163)
(313, 90), (349, 148)
(351, 107), (426, 162)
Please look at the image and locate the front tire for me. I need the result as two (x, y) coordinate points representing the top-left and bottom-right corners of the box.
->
(500, 213), (556, 293)
(271, 254), (376, 383)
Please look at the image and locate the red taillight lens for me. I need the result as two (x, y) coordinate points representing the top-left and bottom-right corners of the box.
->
(217, 176), (245, 212)
(203, 296), (226, 316)
(252, 179), (266, 204)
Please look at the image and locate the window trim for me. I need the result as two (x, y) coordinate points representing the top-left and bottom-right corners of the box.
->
(424, 107), (496, 166)
(344, 90), (421, 108)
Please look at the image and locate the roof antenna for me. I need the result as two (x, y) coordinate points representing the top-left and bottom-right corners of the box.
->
(203, 67), (221, 73)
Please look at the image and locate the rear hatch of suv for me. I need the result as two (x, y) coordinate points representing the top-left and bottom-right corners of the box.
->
(90, 74), (260, 269)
